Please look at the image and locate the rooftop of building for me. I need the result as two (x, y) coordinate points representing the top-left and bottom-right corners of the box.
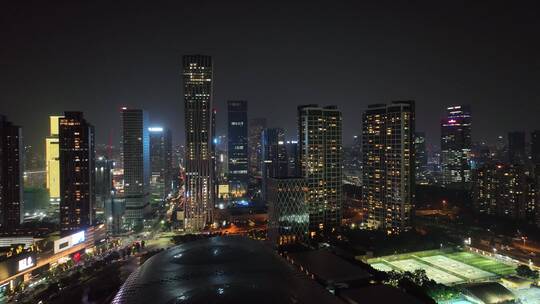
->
(461, 282), (515, 304)
(338, 284), (423, 304)
(112, 236), (343, 304)
(287, 249), (372, 286)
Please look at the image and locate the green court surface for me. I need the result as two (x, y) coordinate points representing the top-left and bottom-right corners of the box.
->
(444, 251), (516, 276)
(367, 248), (517, 286)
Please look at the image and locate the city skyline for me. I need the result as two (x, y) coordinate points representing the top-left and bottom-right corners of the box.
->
(2, 1), (540, 152)
(2, 2), (540, 303)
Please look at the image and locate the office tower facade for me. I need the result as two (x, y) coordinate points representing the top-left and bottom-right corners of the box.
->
(149, 127), (172, 203)
(183, 54), (214, 231)
(211, 108), (218, 206)
(414, 132), (428, 184)
(471, 142), (491, 169)
(441, 105), (472, 187)
(248, 118), (267, 178)
(267, 177), (309, 247)
(473, 163), (533, 220)
(46, 115), (63, 206)
(121, 108), (150, 225)
(362, 101), (415, 234)
(105, 191), (125, 235)
(227, 101), (249, 198)
(95, 157), (114, 210)
(285, 140), (300, 177)
(298, 105), (343, 233)
(261, 128), (288, 202)
(508, 131), (526, 165)
(532, 130), (540, 165)
(59, 112), (95, 234)
(0, 116), (23, 231)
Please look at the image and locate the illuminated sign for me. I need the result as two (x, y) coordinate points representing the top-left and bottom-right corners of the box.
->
(148, 127), (163, 132)
(54, 231), (86, 254)
(18, 257), (34, 271)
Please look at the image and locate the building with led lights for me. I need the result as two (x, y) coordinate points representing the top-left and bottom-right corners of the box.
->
(298, 105), (342, 233)
(473, 163), (535, 220)
(267, 177), (309, 246)
(227, 100), (248, 198)
(362, 101), (415, 234)
(414, 132), (428, 184)
(149, 127), (172, 204)
(59, 112), (95, 235)
(182, 54), (214, 231)
(441, 105), (472, 187)
(0, 116), (23, 232)
(45, 115), (63, 208)
(121, 108), (150, 226)
(248, 118), (266, 179)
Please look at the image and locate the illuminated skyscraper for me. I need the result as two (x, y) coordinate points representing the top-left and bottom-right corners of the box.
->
(59, 112), (95, 234)
(362, 101), (415, 234)
(183, 55), (214, 231)
(441, 105), (472, 187)
(149, 127), (172, 203)
(248, 118), (266, 178)
(227, 100), (248, 197)
(121, 108), (150, 225)
(46, 115), (63, 207)
(261, 128), (288, 202)
(414, 132), (428, 184)
(0, 116), (23, 231)
(285, 140), (300, 177)
(95, 156), (114, 210)
(298, 105), (342, 233)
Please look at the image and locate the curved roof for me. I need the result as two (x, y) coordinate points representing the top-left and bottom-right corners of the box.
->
(112, 236), (342, 304)
(462, 282), (515, 304)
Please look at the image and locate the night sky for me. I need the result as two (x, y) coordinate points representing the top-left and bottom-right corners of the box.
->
(2, 1), (539, 153)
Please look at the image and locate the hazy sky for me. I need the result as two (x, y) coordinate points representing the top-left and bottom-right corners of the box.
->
(2, 0), (539, 153)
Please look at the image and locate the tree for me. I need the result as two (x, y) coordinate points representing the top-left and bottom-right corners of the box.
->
(516, 265), (539, 279)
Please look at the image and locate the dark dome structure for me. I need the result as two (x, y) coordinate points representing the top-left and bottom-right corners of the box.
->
(112, 236), (342, 304)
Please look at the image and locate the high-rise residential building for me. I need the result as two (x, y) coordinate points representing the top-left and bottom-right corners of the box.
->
(532, 130), (540, 165)
(298, 105), (342, 233)
(59, 112), (95, 234)
(95, 156), (114, 211)
(227, 100), (248, 198)
(441, 105), (472, 187)
(46, 115), (63, 207)
(261, 128), (288, 202)
(473, 163), (533, 220)
(362, 101), (415, 234)
(121, 108), (150, 226)
(414, 132), (428, 184)
(267, 177), (309, 247)
(248, 118), (267, 178)
(183, 54), (214, 231)
(508, 131), (526, 165)
(149, 127), (172, 204)
(0, 116), (23, 232)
